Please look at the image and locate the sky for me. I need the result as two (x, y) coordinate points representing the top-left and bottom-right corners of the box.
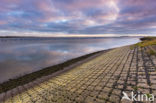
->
(0, 0), (156, 37)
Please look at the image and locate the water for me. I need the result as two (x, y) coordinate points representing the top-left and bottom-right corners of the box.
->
(0, 37), (140, 83)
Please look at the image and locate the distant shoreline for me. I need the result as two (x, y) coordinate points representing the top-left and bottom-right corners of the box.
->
(0, 36), (143, 38)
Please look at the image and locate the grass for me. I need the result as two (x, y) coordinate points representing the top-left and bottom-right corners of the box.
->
(130, 37), (156, 52)
(147, 49), (156, 55)
(134, 36), (156, 56)
(136, 37), (156, 47)
(0, 50), (107, 94)
(132, 86), (144, 91)
(130, 45), (136, 50)
(146, 93), (153, 98)
(140, 36), (156, 41)
(132, 86), (138, 91)
(136, 40), (156, 47)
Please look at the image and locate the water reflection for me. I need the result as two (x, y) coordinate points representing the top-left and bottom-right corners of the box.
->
(0, 37), (140, 82)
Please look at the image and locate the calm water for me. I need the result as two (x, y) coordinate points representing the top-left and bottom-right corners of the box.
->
(0, 37), (140, 83)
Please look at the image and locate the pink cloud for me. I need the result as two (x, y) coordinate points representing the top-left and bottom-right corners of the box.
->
(0, 21), (7, 25)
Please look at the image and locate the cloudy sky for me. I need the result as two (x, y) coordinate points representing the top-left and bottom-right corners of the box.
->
(0, 0), (156, 37)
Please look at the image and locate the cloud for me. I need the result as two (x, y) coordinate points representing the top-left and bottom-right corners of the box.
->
(0, 0), (155, 36)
